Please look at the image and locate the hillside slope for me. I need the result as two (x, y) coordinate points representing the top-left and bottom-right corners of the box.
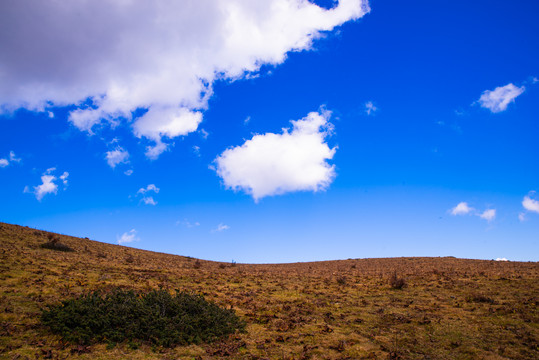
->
(0, 222), (537, 359)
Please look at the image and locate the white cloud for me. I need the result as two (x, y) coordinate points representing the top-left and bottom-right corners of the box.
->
(141, 197), (157, 206)
(9, 151), (21, 163)
(215, 109), (336, 201)
(0, 0), (369, 158)
(138, 184), (160, 195)
(478, 83), (525, 113)
(450, 202), (497, 222)
(478, 209), (496, 222)
(124, 169), (133, 176)
(59, 171), (69, 186)
(117, 229), (138, 244)
(522, 193), (539, 214)
(0, 151), (21, 167)
(244, 116), (251, 125)
(105, 147), (129, 168)
(495, 257), (508, 261)
(192, 145), (201, 156)
(26, 168), (69, 201)
(136, 184), (160, 205)
(450, 202), (473, 216)
(34, 174), (58, 201)
(212, 223), (230, 232)
(365, 101), (377, 115)
(177, 219), (200, 228)
(518, 212), (526, 222)
(199, 129), (209, 140)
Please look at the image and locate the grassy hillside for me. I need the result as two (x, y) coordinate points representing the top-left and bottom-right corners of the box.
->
(0, 222), (537, 359)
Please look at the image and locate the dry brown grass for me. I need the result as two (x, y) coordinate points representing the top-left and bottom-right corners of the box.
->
(0, 221), (538, 359)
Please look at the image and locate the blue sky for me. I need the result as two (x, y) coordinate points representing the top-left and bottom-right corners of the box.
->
(1, 0), (538, 263)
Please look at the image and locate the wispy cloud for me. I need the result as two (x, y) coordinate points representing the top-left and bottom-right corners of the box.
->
(365, 101), (377, 115)
(215, 109), (336, 201)
(478, 83), (525, 113)
(136, 184), (160, 205)
(212, 223), (230, 233)
(117, 229), (138, 244)
(59, 172), (69, 186)
(9, 151), (21, 163)
(0, 151), (21, 168)
(199, 129), (209, 140)
(105, 147), (129, 169)
(176, 219), (200, 228)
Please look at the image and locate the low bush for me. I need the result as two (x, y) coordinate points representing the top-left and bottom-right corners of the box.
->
(389, 271), (406, 289)
(41, 288), (245, 347)
(466, 293), (495, 304)
(40, 235), (74, 252)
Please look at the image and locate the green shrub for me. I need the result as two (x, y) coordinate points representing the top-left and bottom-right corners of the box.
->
(41, 288), (245, 347)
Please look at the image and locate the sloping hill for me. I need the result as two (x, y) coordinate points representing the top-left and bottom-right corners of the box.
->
(0, 221), (537, 359)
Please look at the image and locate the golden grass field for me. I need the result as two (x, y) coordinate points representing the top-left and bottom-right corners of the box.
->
(0, 221), (538, 359)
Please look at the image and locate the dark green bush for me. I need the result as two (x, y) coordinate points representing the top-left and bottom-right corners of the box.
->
(40, 240), (74, 252)
(41, 288), (245, 347)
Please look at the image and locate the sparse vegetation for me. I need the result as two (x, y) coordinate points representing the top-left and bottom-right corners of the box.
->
(41, 288), (245, 347)
(0, 222), (538, 359)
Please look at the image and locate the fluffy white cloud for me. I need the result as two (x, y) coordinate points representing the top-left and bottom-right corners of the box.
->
(27, 168), (68, 201)
(212, 223), (230, 232)
(215, 109), (336, 201)
(0, 0), (369, 157)
(495, 257), (508, 261)
(522, 193), (539, 214)
(450, 202), (497, 222)
(117, 229), (138, 244)
(450, 202), (473, 216)
(478, 83), (525, 113)
(0, 159), (7, 168)
(105, 147), (129, 168)
(365, 101), (377, 115)
(34, 175), (57, 201)
(136, 184), (160, 205)
(478, 209), (496, 222)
